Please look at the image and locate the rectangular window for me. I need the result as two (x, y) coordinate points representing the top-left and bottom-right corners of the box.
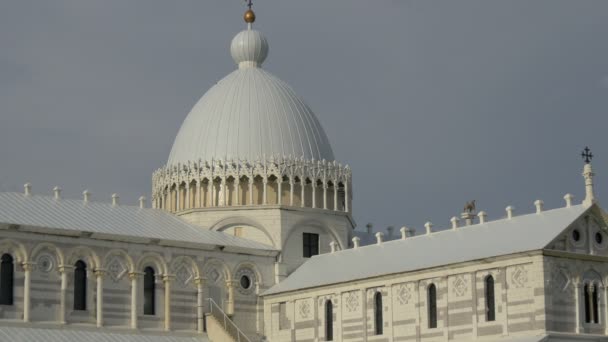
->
(302, 233), (319, 258)
(234, 227), (243, 237)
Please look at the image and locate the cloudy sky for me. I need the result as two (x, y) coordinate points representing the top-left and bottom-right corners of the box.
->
(1, 0), (607, 233)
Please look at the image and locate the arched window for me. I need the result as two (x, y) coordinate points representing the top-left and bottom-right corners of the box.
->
(144, 267), (155, 315)
(0, 254), (14, 305)
(485, 275), (496, 322)
(584, 283), (600, 324)
(73, 260), (87, 311)
(428, 284), (437, 328)
(325, 300), (333, 341)
(374, 292), (383, 335)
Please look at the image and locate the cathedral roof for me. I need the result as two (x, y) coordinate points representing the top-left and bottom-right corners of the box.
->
(0, 325), (205, 342)
(0, 192), (276, 254)
(264, 204), (592, 296)
(167, 26), (334, 165)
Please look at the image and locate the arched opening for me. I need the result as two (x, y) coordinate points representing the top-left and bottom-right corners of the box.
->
(74, 260), (87, 311)
(254, 175), (264, 205)
(281, 175), (290, 205)
(201, 178), (210, 207)
(428, 284), (437, 328)
(169, 184), (177, 211)
(485, 275), (495, 322)
(304, 178), (313, 207)
(189, 180), (197, 208)
(0, 254), (14, 305)
(337, 182), (345, 211)
(144, 267), (156, 315)
(325, 300), (333, 341)
(213, 177), (222, 206)
(584, 283), (600, 324)
(239, 176), (249, 205)
(327, 181), (335, 210)
(374, 292), (383, 335)
(226, 176), (236, 206)
(267, 175), (278, 205)
(293, 177), (302, 207)
(179, 182), (187, 210)
(315, 180), (323, 208)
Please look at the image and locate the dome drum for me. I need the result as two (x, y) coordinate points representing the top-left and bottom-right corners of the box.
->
(152, 157), (352, 213)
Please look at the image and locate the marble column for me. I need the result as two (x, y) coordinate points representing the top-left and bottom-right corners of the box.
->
(95, 269), (106, 327)
(323, 183), (328, 210)
(289, 179), (294, 206)
(195, 277), (206, 333)
(312, 183), (317, 208)
(345, 182), (350, 213)
(226, 280), (236, 315)
(58, 265), (73, 324)
(262, 179), (268, 205)
(333, 182), (338, 211)
(22, 262), (35, 323)
(164, 275), (174, 331)
(277, 178), (282, 205)
(301, 180), (305, 208)
(129, 272), (141, 329)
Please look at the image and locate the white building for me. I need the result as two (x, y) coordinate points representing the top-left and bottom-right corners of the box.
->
(0, 6), (606, 342)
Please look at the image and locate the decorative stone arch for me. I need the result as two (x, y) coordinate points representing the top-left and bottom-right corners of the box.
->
(135, 252), (168, 275)
(0, 239), (28, 264)
(202, 258), (232, 283)
(209, 216), (276, 248)
(65, 246), (100, 270)
(233, 261), (263, 287)
(582, 268), (603, 287)
(30, 242), (65, 274)
(284, 218), (345, 250)
(170, 256), (200, 288)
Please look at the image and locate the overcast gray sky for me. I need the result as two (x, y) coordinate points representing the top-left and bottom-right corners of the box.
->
(1, 0), (607, 233)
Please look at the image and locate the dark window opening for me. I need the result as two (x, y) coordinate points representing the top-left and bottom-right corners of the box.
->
(428, 284), (437, 329)
(303, 233), (319, 258)
(325, 300), (333, 341)
(485, 275), (496, 322)
(374, 292), (383, 335)
(240, 275), (251, 290)
(144, 267), (156, 315)
(584, 284), (591, 323)
(74, 260), (87, 311)
(0, 254), (14, 305)
(573, 229), (581, 242)
(595, 232), (603, 244)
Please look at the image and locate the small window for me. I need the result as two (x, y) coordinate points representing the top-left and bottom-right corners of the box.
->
(584, 283), (600, 324)
(74, 260), (87, 311)
(485, 275), (496, 322)
(573, 229), (581, 242)
(595, 232), (603, 244)
(234, 227), (243, 237)
(0, 254), (14, 305)
(302, 233), (319, 258)
(374, 292), (383, 335)
(428, 284), (437, 329)
(325, 300), (333, 341)
(144, 267), (155, 315)
(240, 275), (251, 290)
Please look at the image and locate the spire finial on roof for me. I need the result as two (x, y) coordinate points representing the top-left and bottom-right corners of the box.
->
(243, 0), (256, 26)
(582, 147), (597, 206)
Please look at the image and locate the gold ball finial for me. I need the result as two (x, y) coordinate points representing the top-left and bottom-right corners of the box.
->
(244, 9), (256, 23)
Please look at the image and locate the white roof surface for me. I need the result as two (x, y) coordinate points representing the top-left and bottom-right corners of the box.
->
(167, 29), (335, 165)
(264, 205), (590, 296)
(0, 325), (206, 342)
(0, 192), (274, 252)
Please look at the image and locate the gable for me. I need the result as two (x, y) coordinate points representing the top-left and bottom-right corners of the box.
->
(545, 204), (608, 256)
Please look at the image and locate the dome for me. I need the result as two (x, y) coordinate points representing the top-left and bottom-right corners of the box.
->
(167, 29), (335, 165)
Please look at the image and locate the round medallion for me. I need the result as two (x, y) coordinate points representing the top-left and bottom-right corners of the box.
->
(36, 254), (54, 273)
(236, 268), (256, 295)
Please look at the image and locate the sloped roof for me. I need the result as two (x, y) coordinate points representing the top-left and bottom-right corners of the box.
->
(0, 325), (207, 342)
(264, 204), (590, 296)
(0, 192), (275, 253)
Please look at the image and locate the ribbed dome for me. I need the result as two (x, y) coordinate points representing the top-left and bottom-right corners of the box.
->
(167, 29), (335, 165)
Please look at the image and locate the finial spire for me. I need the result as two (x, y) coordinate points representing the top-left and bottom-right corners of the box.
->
(582, 146), (596, 206)
(243, 0), (256, 27)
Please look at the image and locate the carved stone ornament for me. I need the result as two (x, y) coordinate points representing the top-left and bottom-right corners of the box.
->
(107, 257), (128, 282)
(299, 300), (311, 319)
(511, 266), (528, 288)
(452, 275), (468, 297)
(235, 267), (256, 295)
(396, 284), (412, 305)
(345, 291), (359, 312)
(36, 253), (54, 273)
